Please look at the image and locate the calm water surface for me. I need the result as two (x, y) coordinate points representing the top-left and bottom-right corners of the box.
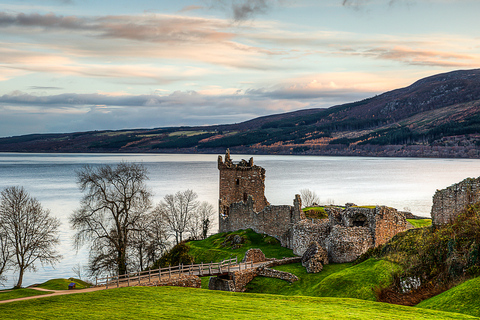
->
(1, 153), (479, 287)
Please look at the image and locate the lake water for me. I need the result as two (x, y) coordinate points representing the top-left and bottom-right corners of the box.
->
(1, 152), (480, 287)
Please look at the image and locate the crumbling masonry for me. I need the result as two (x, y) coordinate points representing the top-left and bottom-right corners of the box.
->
(218, 151), (408, 262)
(431, 177), (480, 226)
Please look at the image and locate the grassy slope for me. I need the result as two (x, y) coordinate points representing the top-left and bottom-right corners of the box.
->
(0, 286), (475, 320)
(417, 277), (480, 318)
(0, 289), (52, 301)
(247, 259), (401, 301)
(246, 262), (352, 296)
(37, 278), (91, 290)
(407, 219), (432, 228)
(187, 229), (295, 263)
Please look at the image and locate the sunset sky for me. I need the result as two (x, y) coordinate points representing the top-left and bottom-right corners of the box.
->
(1, 0), (479, 137)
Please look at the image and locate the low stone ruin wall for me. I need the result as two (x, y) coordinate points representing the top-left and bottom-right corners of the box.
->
(257, 267), (298, 283)
(141, 274), (201, 288)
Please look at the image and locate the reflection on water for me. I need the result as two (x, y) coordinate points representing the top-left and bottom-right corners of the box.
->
(1, 152), (480, 287)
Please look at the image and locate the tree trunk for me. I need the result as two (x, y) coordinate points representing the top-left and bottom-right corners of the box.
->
(118, 250), (127, 275)
(15, 267), (24, 289)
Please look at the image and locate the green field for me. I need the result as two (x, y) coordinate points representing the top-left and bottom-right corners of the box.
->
(417, 277), (480, 318)
(407, 219), (432, 228)
(187, 229), (295, 263)
(0, 286), (475, 320)
(247, 259), (401, 301)
(0, 288), (52, 301)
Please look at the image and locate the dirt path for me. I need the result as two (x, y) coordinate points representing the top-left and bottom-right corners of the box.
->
(0, 286), (107, 304)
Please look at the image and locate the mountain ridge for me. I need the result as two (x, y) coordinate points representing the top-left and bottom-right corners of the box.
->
(2, 69), (480, 158)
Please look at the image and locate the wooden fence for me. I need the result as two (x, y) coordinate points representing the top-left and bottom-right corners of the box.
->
(95, 257), (255, 289)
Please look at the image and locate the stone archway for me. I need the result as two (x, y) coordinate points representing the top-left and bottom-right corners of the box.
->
(351, 213), (367, 227)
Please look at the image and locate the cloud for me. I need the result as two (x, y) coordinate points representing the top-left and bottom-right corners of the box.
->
(29, 86), (63, 90)
(179, 5), (204, 12)
(0, 77), (379, 137)
(208, 0), (282, 22)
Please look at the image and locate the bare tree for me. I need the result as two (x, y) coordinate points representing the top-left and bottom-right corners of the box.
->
(0, 230), (10, 285)
(300, 189), (320, 208)
(72, 263), (84, 280)
(155, 190), (198, 245)
(129, 212), (169, 271)
(190, 201), (215, 240)
(70, 162), (152, 276)
(0, 186), (61, 288)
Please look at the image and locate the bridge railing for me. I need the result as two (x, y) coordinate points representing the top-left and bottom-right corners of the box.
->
(95, 256), (253, 288)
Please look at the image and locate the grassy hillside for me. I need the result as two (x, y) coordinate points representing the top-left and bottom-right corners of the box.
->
(0, 286), (475, 320)
(186, 229), (295, 263)
(417, 277), (480, 318)
(37, 278), (91, 290)
(247, 259), (400, 301)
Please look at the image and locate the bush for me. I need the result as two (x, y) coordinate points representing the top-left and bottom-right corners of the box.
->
(151, 242), (194, 269)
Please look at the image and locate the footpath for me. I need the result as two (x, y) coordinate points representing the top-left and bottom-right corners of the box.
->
(0, 286), (106, 304)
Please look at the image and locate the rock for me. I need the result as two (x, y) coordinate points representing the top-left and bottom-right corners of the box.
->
(241, 248), (266, 263)
(301, 241), (328, 273)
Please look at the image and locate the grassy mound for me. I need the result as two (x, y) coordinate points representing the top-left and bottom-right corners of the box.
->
(416, 277), (480, 318)
(37, 278), (91, 290)
(0, 288), (52, 301)
(0, 286), (474, 319)
(186, 229), (295, 263)
(246, 259), (400, 301)
(407, 219), (432, 228)
(303, 206), (328, 219)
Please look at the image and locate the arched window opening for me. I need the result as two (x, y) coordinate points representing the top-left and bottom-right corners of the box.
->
(352, 213), (367, 227)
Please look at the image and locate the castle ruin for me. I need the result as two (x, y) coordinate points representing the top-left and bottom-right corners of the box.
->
(218, 151), (408, 262)
(431, 177), (480, 226)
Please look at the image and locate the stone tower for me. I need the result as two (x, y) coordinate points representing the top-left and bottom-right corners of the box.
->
(218, 149), (269, 216)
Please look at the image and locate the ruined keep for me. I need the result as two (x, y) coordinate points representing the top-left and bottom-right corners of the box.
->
(218, 149), (270, 216)
(218, 151), (408, 262)
(431, 177), (480, 226)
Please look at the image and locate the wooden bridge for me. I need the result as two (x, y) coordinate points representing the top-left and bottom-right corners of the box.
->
(95, 257), (256, 289)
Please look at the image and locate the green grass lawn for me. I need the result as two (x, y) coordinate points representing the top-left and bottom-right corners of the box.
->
(0, 286), (475, 320)
(37, 278), (91, 290)
(247, 259), (401, 301)
(0, 288), (53, 301)
(417, 277), (480, 318)
(187, 229), (295, 263)
(407, 219), (432, 228)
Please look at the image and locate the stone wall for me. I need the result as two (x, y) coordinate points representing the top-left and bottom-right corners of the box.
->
(209, 276), (235, 292)
(325, 225), (374, 263)
(257, 267), (299, 283)
(219, 195), (302, 248)
(218, 149), (269, 215)
(326, 205), (407, 247)
(372, 206), (408, 246)
(431, 177), (480, 226)
(141, 275), (201, 288)
(242, 248), (266, 263)
(291, 219), (330, 256)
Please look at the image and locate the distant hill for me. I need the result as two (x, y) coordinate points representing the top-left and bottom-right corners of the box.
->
(2, 69), (480, 158)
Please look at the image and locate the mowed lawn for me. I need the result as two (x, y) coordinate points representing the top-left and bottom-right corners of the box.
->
(0, 286), (476, 320)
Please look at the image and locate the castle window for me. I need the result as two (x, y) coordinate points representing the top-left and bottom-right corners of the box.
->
(235, 179), (240, 186)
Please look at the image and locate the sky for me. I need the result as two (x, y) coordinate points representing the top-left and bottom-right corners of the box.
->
(0, 0), (480, 137)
